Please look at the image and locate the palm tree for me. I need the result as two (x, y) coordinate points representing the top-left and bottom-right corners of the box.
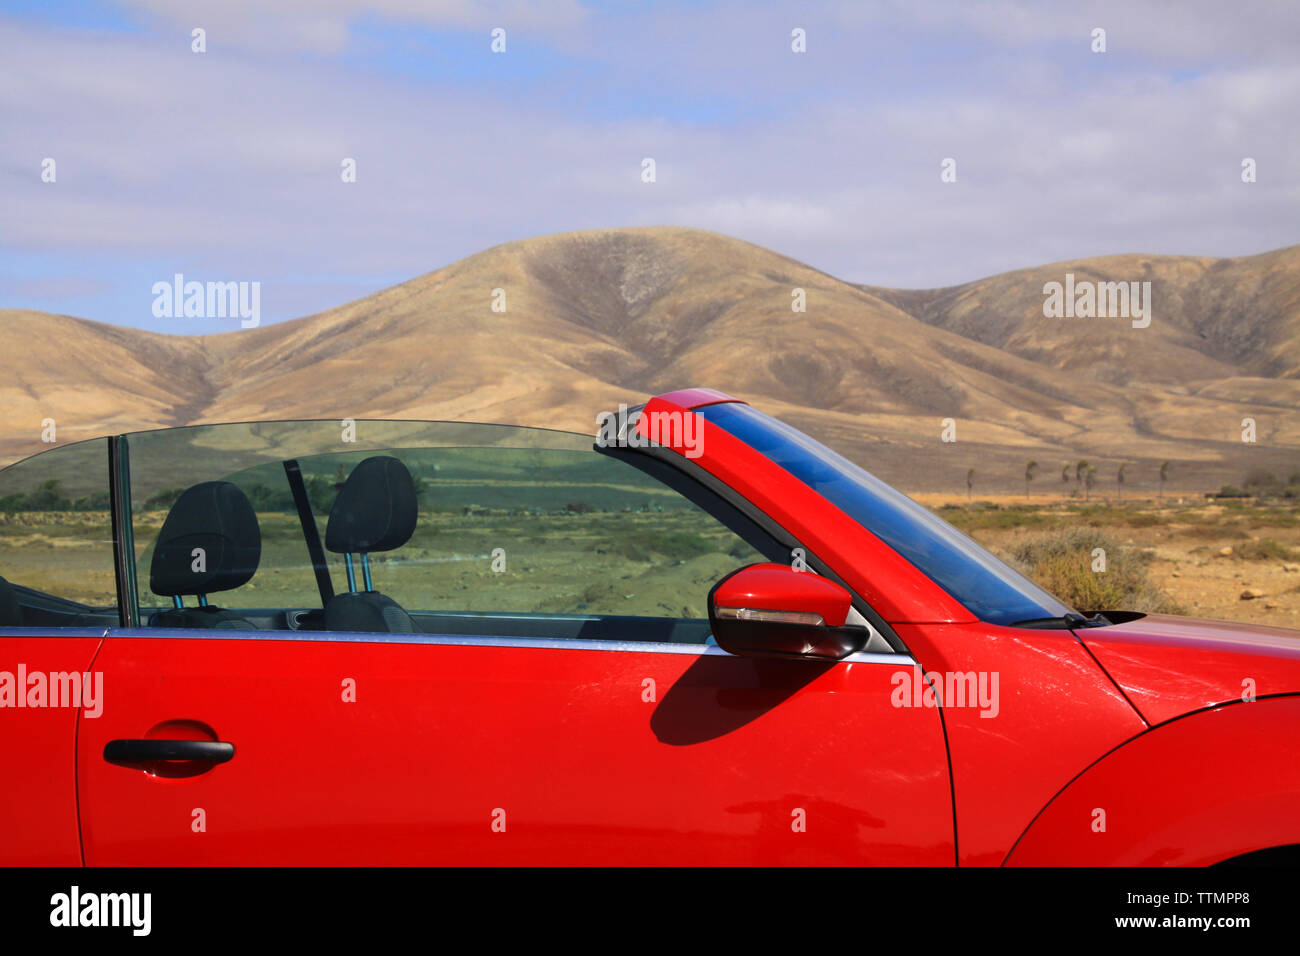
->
(1117, 463), (1126, 501)
(1159, 461), (1170, 499)
(1061, 462), (1071, 485)
(1025, 460), (1038, 499)
(1085, 464), (1097, 501)
(966, 467), (975, 499)
(1075, 459), (1089, 497)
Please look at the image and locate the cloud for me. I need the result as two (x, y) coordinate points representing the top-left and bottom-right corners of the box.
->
(0, 1), (1296, 330)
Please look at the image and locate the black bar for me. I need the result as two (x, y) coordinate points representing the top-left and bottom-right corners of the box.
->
(107, 435), (139, 628)
(283, 458), (334, 605)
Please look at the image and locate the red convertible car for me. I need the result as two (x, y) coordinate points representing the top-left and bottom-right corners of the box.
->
(2, 387), (1299, 866)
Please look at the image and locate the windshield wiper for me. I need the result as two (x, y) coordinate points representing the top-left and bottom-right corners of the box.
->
(1009, 612), (1105, 629)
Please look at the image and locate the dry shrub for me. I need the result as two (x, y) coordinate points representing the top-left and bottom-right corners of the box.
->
(1004, 529), (1184, 614)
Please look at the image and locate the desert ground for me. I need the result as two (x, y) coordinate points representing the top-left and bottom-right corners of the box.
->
(915, 493), (1300, 628)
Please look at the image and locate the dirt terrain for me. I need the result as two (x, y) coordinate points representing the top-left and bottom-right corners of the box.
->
(914, 493), (1300, 629)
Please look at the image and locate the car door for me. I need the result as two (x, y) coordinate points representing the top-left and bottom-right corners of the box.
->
(79, 633), (952, 864)
(76, 420), (955, 864)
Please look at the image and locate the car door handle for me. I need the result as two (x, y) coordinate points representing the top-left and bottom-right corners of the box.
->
(103, 739), (235, 764)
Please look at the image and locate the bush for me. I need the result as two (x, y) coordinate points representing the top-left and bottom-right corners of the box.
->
(1004, 529), (1183, 614)
(1235, 539), (1299, 561)
(1123, 513), (1166, 528)
(1244, 470), (1280, 493)
(598, 529), (717, 563)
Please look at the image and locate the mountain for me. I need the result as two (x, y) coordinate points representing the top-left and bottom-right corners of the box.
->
(2, 227), (1297, 494)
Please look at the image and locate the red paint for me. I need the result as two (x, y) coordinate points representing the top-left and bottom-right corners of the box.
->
(1080, 615), (1300, 725)
(893, 622), (1147, 866)
(651, 388), (743, 410)
(0, 634), (103, 865)
(78, 637), (953, 865)
(1007, 696), (1300, 865)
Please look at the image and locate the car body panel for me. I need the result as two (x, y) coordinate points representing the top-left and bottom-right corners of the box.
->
(892, 621), (1148, 866)
(77, 632), (955, 865)
(1079, 615), (1300, 725)
(0, 630), (104, 865)
(1006, 695), (1300, 865)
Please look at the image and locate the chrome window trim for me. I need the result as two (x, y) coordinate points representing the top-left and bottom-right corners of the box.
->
(0, 627), (111, 638)
(105, 626), (911, 665)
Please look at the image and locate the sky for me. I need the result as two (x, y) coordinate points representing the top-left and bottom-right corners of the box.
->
(1, 0), (1298, 334)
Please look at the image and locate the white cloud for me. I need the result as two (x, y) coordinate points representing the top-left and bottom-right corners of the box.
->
(0, 2), (1296, 328)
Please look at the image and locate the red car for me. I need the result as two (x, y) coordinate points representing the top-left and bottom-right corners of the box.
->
(2, 387), (1299, 866)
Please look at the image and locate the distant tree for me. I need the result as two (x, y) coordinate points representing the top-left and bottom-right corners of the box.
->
(71, 491), (110, 511)
(1117, 463), (1127, 500)
(1159, 461), (1170, 498)
(1025, 460), (1038, 499)
(142, 487), (184, 511)
(1085, 465), (1098, 501)
(27, 479), (69, 511)
(305, 475), (337, 515)
(966, 467), (975, 499)
(1075, 460), (1089, 497)
(1061, 462), (1071, 484)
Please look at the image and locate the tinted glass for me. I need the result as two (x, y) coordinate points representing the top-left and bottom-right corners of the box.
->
(0, 438), (118, 623)
(125, 420), (764, 636)
(696, 403), (1076, 625)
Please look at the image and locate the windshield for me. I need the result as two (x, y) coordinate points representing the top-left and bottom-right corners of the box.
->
(695, 403), (1077, 626)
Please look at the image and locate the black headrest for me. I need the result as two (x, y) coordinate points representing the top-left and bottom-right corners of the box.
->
(325, 456), (417, 554)
(150, 481), (261, 597)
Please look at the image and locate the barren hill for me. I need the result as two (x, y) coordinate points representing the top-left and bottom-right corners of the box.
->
(2, 227), (1297, 494)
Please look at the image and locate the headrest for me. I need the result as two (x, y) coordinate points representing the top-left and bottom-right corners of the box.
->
(325, 456), (417, 554)
(149, 481), (261, 597)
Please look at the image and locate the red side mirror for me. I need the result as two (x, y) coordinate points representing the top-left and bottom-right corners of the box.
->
(708, 563), (868, 661)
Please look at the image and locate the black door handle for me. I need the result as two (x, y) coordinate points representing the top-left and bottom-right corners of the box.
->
(104, 739), (235, 764)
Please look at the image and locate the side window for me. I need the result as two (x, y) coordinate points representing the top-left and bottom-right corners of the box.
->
(119, 419), (780, 643)
(323, 445), (768, 626)
(0, 439), (118, 626)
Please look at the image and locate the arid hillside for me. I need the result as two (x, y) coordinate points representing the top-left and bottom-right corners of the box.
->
(2, 227), (1297, 494)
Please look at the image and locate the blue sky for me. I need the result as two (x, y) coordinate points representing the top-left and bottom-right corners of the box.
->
(2, 0), (1297, 333)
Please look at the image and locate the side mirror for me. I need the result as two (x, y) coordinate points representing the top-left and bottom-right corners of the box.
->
(708, 563), (869, 661)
